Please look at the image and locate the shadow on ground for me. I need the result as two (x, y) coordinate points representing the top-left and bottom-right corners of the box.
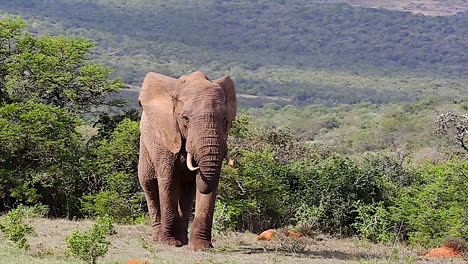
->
(208, 245), (382, 261)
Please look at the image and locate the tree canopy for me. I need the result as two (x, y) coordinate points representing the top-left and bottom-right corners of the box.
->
(0, 17), (125, 214)
(0, 17), (123, 113)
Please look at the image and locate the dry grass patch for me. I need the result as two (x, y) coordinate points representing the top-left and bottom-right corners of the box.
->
(0, 218), (466, 264)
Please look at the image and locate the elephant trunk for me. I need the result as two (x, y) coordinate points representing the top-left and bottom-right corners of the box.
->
(196, 135), (224, 194)
(193, 113), (226, 194)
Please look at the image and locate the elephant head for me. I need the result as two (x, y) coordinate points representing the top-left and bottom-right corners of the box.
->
(139, 71), (237, 194)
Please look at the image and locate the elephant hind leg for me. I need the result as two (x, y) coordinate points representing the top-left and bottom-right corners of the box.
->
(140, 178), (161, 240)
(138, 144), (161, 240)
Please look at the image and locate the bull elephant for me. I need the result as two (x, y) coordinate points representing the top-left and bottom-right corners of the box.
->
(138, 71), (237, 250)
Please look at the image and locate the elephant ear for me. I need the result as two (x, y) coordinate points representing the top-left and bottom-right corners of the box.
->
(215, 76), (237, 122)
(139, 72), (181, 153)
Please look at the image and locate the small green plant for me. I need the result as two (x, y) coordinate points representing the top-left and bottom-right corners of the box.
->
(19, 204), (49, 218)
(291, 203), (323, 237)
(140, 236), (156, 253)
(0, 205), (34, 249)
(66, 215), (115, 264)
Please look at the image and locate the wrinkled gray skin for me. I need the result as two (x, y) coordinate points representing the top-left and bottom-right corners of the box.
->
(138, 71), (236, 250)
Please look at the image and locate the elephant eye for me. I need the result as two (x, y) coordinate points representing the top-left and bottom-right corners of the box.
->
(183, 116), (189, 124)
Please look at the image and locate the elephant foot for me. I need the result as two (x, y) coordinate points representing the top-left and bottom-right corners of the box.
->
(153, 226), (161, 242)
(188, 239), (213, 251)
(159, 236), (184, 247)
(176, 233), (189, 245)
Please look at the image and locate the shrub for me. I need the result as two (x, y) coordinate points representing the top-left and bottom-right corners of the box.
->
(217, 145), (398, 236)
(358, 152), (417, 201)
(0, 205), (36, 249)
(292, 156), (384, 236)
(82, 118), (144, 223)
(352, 201), (395, 243)
(0, 102), (83, 214)
(18, 204), (49, 218)
(291, 203), (324, 237)
(213, 199), (257, 232)
(392, 160), (468, 246)
(66, 215), (115, 264)
(229, 113), (252, 138)
(81, 191), (128, 222)
(217, 149), (290, 232)
(81, 189), (145, 224)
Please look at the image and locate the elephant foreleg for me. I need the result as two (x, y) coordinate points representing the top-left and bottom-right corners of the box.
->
(189, 188), (217, 250)
(138, 145), (161, 240)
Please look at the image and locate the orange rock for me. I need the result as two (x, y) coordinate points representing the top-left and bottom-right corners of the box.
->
(423, 246), (462, 257)
(254, 229), (276, 241)
(287, 231), (302, 237)
(125, 259), (149, 264)
(254, 229), (303, 241)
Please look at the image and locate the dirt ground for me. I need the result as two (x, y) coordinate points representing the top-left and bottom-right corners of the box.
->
(0, 218), (466, 264)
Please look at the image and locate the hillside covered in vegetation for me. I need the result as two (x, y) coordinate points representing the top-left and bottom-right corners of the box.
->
(0, 0), (466, 107)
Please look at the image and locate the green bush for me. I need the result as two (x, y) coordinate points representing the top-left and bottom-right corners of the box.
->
(15, 204), (49, 218)
(391, 160), (468, 246)
(217, 149), (291, 232)
(81, 190), (143, 223)
(0, 17), (123, 217)
(0, 102), (84, 213)
(217, 152), (396, 235)
(80, 118), (144, 223)
(66, 215), (115, 264)
(358, 152), (417, 201)
(219, 121), (409, 236)
(229, 114), (252, 138)
(292, 156), (385, 236)
(292, 203), (324, 230)
(0, 205), (36, 249)
(213, 200), (255, 232)
(352, 201), (395, 243)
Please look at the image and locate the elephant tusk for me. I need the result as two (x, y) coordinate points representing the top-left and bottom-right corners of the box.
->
(225, 153), (238, 168)
(187, 153), (199, 171)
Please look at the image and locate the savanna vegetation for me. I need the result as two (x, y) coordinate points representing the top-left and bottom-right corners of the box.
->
(0, 0), (467, 262)
(0, 0), (466, 107)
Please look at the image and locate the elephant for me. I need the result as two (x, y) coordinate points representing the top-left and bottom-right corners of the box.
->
(138, 71), (237, 250)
